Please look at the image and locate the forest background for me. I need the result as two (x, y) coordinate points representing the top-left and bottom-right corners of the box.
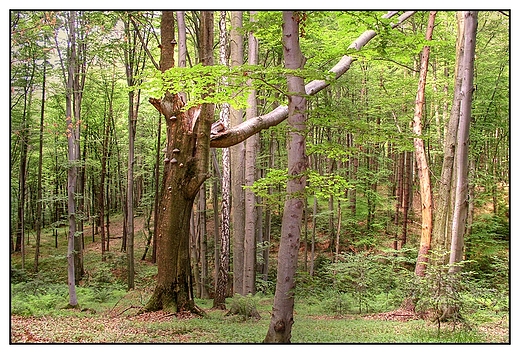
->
(6, 6), (513, 344)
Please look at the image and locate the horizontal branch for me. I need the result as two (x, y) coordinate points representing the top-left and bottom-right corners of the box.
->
(210, 11), (415, 148)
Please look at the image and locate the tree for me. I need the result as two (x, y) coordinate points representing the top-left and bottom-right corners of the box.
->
(229, 11), (246, 296)
(431, 12), (466, 263)
(264, 11), (307, 343)
(34, 47), (47, 272)
(64, 10), (80, 308)
(449, 11), (478, 273)
(244, 10), (260, 295)
(213, 10), (231, 309)
(143, 11), (213, 314)
(413, 11), (436, 277)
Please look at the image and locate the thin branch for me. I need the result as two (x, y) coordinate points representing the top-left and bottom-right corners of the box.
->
(129, 13), (160, 70)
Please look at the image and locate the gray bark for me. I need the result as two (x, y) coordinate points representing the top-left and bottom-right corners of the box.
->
(449, 11), (478, 273)
(244, 11), (259, 295)
(229, 11), (246, 295)
(264, 11), (307, 343)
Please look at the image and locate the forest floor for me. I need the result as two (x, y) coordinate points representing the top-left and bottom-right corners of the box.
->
(10, 304), (509, 343)
(10, 208), (510, 344)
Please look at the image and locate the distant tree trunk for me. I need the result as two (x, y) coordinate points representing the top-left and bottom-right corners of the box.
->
(123, 14), (147, 289)
(393, 151), (404, 250)
(15, 68), (30, 263)
(99, 99), (111, 262)
(73, 13), (88, 283)
(198, 184), (209, 299)
(229, 10), (246, 296)
(244, 10), (259, 295)
(449, 11), (478, 274)
(401, 150), (412, 247)
(142, 11), (213, 314)
(265, 11), (307, 343)
(413, 11), (436, 277)
(34, 56), (46, 273)
(177, 11), (187, 103)
(213, 10), (231, 309)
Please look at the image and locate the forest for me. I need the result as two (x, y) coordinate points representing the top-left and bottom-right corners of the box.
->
(10, 10), (510, 343)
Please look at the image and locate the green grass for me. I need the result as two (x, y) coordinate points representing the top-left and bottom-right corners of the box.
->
(10, 215), (509, 343)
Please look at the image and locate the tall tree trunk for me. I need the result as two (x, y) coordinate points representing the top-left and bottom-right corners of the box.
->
(34, 57), (46, 272)
(414, 11), (436, 277)
(65, 10), (79, 308)
(265, 11), (306, 343)
(431, 11), (465, 264)
(143, 10), (213, 314)
(213, 10), (231, 309)
(449, 11), (478, 273)
(229, 11), (246, 296)
(126, 88), (136, 289)
(244, 10), (259, 295)
(99, 97), (111, 262)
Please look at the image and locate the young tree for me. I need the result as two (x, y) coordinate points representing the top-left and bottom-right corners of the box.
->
(264, 11), (307, 343)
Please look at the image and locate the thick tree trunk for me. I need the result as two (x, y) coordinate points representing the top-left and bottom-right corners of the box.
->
(244, 11), (259, 295)
(143, 11), (213, 314)
(229, 11), (246, 296)
(414, 11), (436, 277)
(449, 11), (478, 273)
(126, 89), (136, 289)
(431, 11), (465, 264)
(264, 11), (306, 343)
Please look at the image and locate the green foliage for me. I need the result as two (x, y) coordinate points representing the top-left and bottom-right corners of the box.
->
(465, 214), (509, 290)
(326, 251), (413, 313)
(226, 294), (261, 321)
(307, 169), (352, 200)
(413, 257), (476, 329)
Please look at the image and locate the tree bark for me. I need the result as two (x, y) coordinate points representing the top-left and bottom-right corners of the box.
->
(143, 10), (213, 314)
(65, 10), (79, 308)
(213, 10), (231, 309)
(449, 11), (478, 273)
(244, 10), (259, 295)
(431, 11), (465, 264)
(229, 11), (246, 296)
(264, 11), (307, 343)
(34, 56), (46, 272)
(414, 11), (436, 277)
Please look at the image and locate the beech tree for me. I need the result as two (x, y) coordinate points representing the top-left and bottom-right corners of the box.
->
(449, 11), (478, 273)
(413, 11), (436, 277)
(264, 11), (307, 343)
